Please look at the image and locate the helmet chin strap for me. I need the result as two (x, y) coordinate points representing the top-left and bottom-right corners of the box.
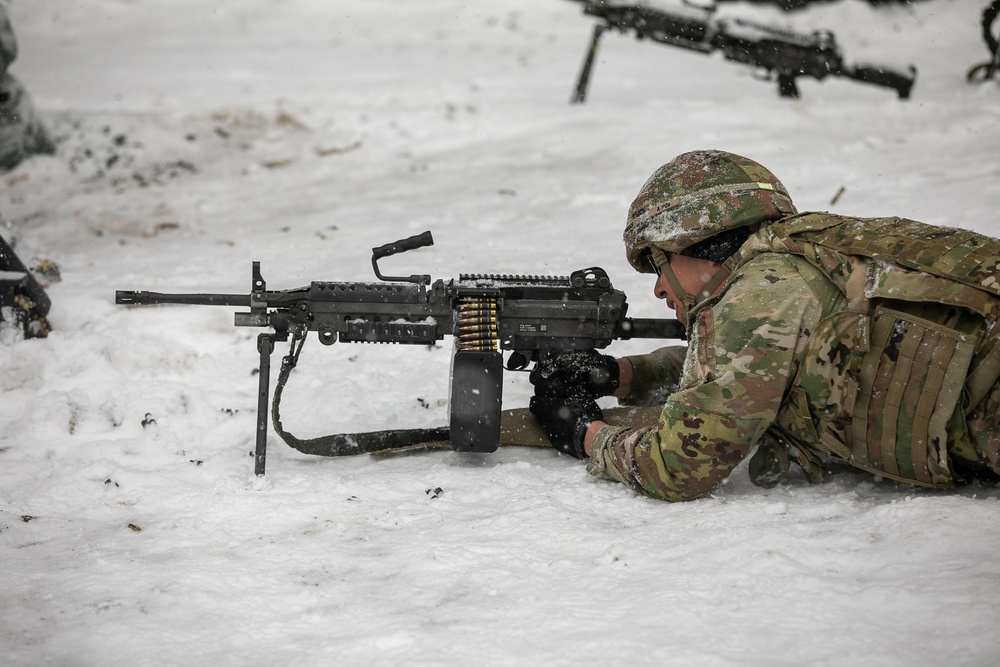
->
(650, 247), (735, 323)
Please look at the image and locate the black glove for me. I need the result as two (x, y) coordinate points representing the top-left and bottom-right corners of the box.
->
(529, 350), (620, 399)
(528, 391), (604, 459)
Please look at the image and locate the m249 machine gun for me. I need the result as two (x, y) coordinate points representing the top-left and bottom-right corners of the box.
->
(116, 231), (685, 475)
(565, 0), (917, 101)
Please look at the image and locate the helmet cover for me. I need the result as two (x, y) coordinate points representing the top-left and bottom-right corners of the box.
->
(624, 150), (796, 272)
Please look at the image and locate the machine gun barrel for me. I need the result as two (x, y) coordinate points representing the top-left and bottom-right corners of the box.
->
(621, 317), (687, 340)
(116, 291), (252, 307)
(841, 63), (917, 99)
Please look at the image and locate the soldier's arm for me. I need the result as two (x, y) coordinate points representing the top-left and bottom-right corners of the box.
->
(617, 346), (689, 406)
(586, 254), (826, 502)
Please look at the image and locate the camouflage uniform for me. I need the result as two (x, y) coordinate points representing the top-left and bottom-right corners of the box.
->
(586, 151), (1000, 501)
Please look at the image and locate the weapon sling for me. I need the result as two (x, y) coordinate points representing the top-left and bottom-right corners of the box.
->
(271, 326), (450, 457)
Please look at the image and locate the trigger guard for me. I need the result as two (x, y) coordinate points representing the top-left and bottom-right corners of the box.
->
(506, 350), (531, 371)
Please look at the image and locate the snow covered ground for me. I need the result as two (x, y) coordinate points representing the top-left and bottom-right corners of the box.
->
(2, 0), (999, 665)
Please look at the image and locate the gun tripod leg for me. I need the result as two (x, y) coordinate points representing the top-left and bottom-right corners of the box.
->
(254, 333), (275, 476)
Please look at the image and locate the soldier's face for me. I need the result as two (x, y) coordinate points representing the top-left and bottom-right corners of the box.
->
(653, 253), (723, 314)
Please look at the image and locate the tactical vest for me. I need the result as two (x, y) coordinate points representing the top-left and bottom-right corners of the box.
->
(737, 213), (1000, 488)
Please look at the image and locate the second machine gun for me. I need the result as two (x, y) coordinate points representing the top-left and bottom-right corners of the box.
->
(565, 0), (917, 101)
(116, 231), (685, 475)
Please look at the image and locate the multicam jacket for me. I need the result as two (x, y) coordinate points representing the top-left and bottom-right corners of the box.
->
(588, 214), (1000, 501)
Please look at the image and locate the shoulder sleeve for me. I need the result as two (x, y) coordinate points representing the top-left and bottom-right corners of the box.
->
(588, 253), (827, 501)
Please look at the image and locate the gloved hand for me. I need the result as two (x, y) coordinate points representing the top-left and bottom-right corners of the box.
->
(529, 350), (620, 399)
(528, 391), (604, 459)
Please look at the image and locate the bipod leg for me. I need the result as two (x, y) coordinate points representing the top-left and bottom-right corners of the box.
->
(254, 333), (276, 476)
(571, 24), (606, 104)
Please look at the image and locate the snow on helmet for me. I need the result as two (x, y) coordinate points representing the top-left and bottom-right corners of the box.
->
(624, 150), (797, 272)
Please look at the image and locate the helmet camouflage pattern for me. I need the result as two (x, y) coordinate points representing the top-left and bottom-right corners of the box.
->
(624, 150), (797, 272)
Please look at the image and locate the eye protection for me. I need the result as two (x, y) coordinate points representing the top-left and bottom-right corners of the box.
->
(642, 248), (664, 276)
(644, 245), (736, 325)
(649, 247), (672, 278)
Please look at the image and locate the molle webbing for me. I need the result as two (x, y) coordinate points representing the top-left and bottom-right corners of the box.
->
(746, 215), (1000, 487)
(782, 215), (1000, 299)
(849, 304), (978, 486)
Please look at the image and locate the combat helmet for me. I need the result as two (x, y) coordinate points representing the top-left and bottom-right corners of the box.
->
(624, 150), (796, 321)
